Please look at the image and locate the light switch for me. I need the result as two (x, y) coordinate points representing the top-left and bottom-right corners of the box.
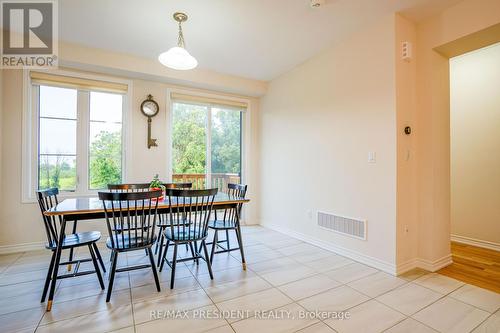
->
(368, 152), (376, 163)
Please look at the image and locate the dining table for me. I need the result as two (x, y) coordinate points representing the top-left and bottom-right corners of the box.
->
(43, 192), (250, 311)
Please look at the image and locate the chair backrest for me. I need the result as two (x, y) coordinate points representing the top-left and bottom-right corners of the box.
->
(163, 182), (193, 189)
(216, 183), (248, 227)
(227, 183), (248, 198)
(165, 188), (218, 241)
(107, 183), (151, 192)
(98, 190), (162, 249)
(36, 188), (63, 247)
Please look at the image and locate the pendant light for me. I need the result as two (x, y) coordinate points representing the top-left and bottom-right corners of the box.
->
(158, 12), (198, 70)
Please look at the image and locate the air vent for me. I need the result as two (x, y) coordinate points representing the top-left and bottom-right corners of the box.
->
(317, 211), (366, 240)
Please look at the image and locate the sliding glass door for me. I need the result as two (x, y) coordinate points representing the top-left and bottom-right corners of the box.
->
(171, 100), (243, 190)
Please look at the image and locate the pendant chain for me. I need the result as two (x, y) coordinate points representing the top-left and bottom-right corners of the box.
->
(177, 22), (185, 48)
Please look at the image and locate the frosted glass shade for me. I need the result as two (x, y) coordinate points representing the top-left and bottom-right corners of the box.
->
(158, 46), (198, 70)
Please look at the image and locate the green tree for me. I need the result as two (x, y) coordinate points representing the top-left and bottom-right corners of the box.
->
(171, 103), (241, 176)
(89, 131), (122, 189)
(172, 103), (206, 174)
(39, 155), (76, 191)
(211, 109), (241, 174)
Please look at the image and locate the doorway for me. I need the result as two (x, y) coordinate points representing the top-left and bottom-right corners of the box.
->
(437, 43), (500, 293)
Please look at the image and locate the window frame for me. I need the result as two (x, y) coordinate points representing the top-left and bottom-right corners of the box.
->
(22, 69), (132, 202)
(166, 88), (251, 190)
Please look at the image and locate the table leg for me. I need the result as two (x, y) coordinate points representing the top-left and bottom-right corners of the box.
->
(68, 220), (78, 271)
(47, 218), (67, 311)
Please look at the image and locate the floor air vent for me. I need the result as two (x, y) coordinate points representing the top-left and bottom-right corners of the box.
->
(317, 211), (366, 240)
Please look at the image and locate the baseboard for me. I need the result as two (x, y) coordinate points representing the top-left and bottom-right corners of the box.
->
(0, 241), (45, 254)
(262, 222), (398, 275)
(396, 254), (453, 275)
(451, 234), (500, 252)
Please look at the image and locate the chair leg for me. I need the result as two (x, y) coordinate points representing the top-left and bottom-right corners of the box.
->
(159, 239), (170, 272)
(170, 244), (178, 289)
(235, 226), (246, 270)
(106, 251), (118, 302)
(41, 250), (56, 303)
(225, 229), (230, 249)
(155, 227), (164, 255)
(147, 247), (161, 292)
(109, 250), (114, 262)
(202, 240), (214, 280)
(188, 242), (197, 265)
(210, 230), (218, 264)
(88, 244), (104, 290)
(156, 232), (165, 266)
(92, 243), (106, 273)
(68, 220), (78, 271)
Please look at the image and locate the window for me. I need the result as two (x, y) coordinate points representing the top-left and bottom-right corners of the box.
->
(38, 86), (78, 191)
(25, 71), (128, 198)
(170, 94), (245, 190)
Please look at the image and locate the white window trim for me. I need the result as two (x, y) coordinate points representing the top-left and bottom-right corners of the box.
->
(22, 69), (133, 203)
(165, 88), (252, 198)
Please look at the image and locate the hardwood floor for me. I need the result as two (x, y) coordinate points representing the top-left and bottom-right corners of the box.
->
(438, 241), (500, 293)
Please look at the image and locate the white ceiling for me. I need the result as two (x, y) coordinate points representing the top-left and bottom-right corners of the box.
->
(59, 0), (462, 81)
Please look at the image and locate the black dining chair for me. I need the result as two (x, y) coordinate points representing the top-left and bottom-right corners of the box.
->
(155, 182), (193, 265)
(107, 183), (156, 259)
(158, 188), (218, 289)
(208, 184), (248, 268)
(99, 190), (162, 302)
(37, 188), (105, 309)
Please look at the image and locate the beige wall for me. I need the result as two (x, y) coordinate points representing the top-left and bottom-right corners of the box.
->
(0, 69), (260, 249)
(59, 42), (267, 98)
(395, 15), (419, 269)
(450, 43), (500, 246)
(259, 15), (398, 270)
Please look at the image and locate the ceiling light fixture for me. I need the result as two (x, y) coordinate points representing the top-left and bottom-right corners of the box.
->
(158, 12), (198, 70)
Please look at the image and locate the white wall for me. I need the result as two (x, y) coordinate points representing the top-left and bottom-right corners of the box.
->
(258, 15), (398, 271)
(450, 42), (500, 246)
(0, 69), (260, 250)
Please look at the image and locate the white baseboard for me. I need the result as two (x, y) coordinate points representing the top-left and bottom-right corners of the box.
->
(396, 254), (453, 274)
(451, 234), (500, 252)
(0, 241), (45, 255)
(261, 221), (454, 276)
(262, 222), (398, 275)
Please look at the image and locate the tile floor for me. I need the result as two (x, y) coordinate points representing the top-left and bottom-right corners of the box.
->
(0, 226), (499, 333)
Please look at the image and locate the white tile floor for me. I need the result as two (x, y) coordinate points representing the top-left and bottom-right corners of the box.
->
(0, 226), (499, 333)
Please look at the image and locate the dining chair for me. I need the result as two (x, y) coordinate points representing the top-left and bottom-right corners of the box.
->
(36, 188), (105, 308)
(107, 183), (155, 259)
(158, 188), (218, 289)
(154, 182), (193, 265)
(99, 190), (162, 302)
(208, 183), (248, 268)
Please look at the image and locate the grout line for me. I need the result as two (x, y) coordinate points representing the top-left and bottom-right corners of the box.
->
(2, 226), (495, 333)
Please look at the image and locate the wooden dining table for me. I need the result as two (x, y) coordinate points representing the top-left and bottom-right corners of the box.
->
(43, 192), (250, 311)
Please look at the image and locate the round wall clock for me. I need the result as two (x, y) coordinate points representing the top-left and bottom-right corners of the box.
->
(140, 94), (159, 118)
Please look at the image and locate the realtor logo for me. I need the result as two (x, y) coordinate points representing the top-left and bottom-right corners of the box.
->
(1, 0), (58, 68)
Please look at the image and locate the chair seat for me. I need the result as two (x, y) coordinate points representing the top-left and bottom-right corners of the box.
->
(106, 234), (157, 250)
(46, 231), (101, 250)
(208, 220), (237, 230)
(164, 228), (206, 241)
